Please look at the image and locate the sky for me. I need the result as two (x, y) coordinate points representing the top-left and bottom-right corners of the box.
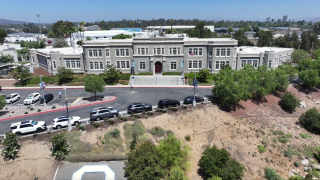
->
(1, 0), (319, 23)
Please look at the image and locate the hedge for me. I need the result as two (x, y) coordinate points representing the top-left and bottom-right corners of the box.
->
(28, 76), (58, 84)
(136, 72), (152, 75)
(184, 72), (214, 79)
(163, 72), (182, 75)
(119, 73), (131, 80)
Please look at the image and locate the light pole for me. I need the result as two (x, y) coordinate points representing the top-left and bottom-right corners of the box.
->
(298, 45), (301, 50)
(36, 14), (41, 40)
(40, 75), (46, 106)
(64, 88), (72, 132)
(312, 42), (314, 59)
(193, 72), (197, 107)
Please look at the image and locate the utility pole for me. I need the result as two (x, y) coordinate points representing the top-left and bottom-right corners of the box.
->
(64, 88), (72, 132)
(193, 72), (197, 107)
(40, 75), (46, 106)
(36, 14), (41, 40)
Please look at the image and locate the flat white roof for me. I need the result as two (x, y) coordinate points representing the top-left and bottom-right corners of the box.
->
(36, 47), (83, 55)
(0, 44), (22, 51)
(237, 46), (293, 53)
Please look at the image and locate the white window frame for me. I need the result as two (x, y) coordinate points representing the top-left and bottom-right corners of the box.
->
(105, 49), (110, 57)
(137, 47), (149, 55)
(216, 48), (220, 57)
(221, 49), (226, 56)
(241, 59), (259, 68)
(170, 62), (177, 70)
(188, 61), (202, 69)
(215, 61), (230, 70)
(208, 49), (213, 57)
(188, 48), (203, 56)
(98, 49), (102, 57)
(169, 47), (181, 55)
(139, 62), (146, 70)
(116, 61), (130, 69)
(93, 50), (98, 57)
(89, 61), (104, 70)
(88, 50), (93, 57)
(106, 60), (111, 67)
(65, 60), (81, 69)
(115, 49), (129, 57)
(52, 60), (56, 69)
(208, 61), (212, 69)
(153, 47), (165, 55)
(226, 49), (231, 57)
(65, 61), (71, 69)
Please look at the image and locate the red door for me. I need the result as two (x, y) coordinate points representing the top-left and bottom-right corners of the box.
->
(155, 62), (162, 74)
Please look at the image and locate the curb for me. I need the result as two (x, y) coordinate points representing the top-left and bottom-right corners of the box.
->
(1, 86), (213, 90)
(0, 96), (117, 121)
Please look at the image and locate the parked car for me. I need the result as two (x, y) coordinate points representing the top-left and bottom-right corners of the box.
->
(24, 93), (41, 105)
(183, 96), (204, 104)
(10, 120), (47, 135)
(90, 107), (119, 121)
(40, 93), (54, 104)
(127, 103), (152, 114)
(52, 116), (81, 129)
(5, 93), (20, 104)
(158, 99), (181, 109)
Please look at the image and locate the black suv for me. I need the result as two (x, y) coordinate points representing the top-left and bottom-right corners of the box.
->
(40, 93), (54, 104)
(127, 103), (152, 114)
(183, 96), (204, 104)
(158, 99), (180, 109)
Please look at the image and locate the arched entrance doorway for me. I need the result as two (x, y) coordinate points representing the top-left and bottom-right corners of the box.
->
(155, 61), (162, 74)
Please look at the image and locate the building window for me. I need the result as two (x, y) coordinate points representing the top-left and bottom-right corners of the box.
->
(247, 60), (252, 66)
(94, 62), (99, 69)
(99, 62), (103, 69)
(71, 61), (76, 69)
(89, 50), (93, 57)
(137, 48), (149, 55)
(139, 62), (146, 70)
(115, 49), (129, 57)
(241, 59), (259, 68)
(138, 48), (140, 55)
(89, 61), (103, 70)
(170, 62), (177, 70)
(169, 47), (181, 55)
(216, 49), (220, 57)
(215, 61), (230, 70)
(268, 61), (272, 68)
(66, 61), (70, 68)
(76, 61), (81, 68)
(188, 61), (202, 69)
(90, 62), (94, 69)
(227, 49), (231, 56)
(253, 60), (258, 67)
(106, 61), (111, 67)
(52, 61), (56, 69)
(221, 49), (226, 56)
(241, 60), (246, 68)
(189, 61), (192, 68)
(208, 61), (212, 69)
(93, 50), (98, 57)
(209, 49), (212, 57)
(199, 61), (202, 68)
(188, 48), (202, 56)
(116, 61), (130, 69)
(153, 47), (164, 55)
(98, 50), (102, 57)
(106, 49), (110, 57)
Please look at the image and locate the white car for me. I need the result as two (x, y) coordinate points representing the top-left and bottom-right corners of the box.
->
(24, 93), (41, 104)
(10, 120), (47, 135)
(53, 116), (81, 129)
(5, 93), (20, 104)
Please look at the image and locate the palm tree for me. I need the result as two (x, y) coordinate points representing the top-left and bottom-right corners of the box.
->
(0, 53), (14, 68)
(16, 48), (29, 61)
(170, 19), (174, 33)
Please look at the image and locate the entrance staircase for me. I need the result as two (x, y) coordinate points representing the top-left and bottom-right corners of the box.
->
(130, 75), (185, 86)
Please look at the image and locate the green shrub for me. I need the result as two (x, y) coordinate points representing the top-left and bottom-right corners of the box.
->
(168, 107), (178, 112)
(37, 109), (41, 112)
(271, 130), (284, 135)
(258, 145), (266, 153)
(30, 107), (34, 111)
(106, 120), (115, 125)
(110, 129), (120, 138)
(182, 106), (187, 109)
(265, 168), (283, 180)
(90, 122), (100, 128)
(52, 106), (56, 109)
(118, 80), (128, 85)
(278, 135), (290, 143)
(163, 72), (182, 75)
(33, 133), (38, 138)
(24, 112), (28, 114)
(280, 92), (299, 112)
(198, 145), (245, 180)
(71, 77), (85, 82)
(123, 121), (147, 146)
(137, 72), (153, 75)
(1, 133), (21, 161)
(294, 161), (300, 167)
(119, 73), (131, 80)
(117, 115), (127, 121)
(76, 125), (85, 131)
(284, 148), (296, 157)
(166, 130), (174, 136)
(168, 166), (189, 180)
(28, 76), (57, 84)
(150, 126), (165, 137)
(50, 132), (70, 161)
(185, 135), (191, 141)
(300, 133), (311, 139)
(146, 112), (154, 115)
(299, 108), (320, 134)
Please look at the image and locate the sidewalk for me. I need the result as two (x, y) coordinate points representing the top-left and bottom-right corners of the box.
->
(1, 85), (213, 90)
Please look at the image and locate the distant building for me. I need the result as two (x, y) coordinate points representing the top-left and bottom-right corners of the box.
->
(5, 33), (46, 43)
(29, 34), (293, 75)
(147, 25), (214, 34)
(83, 25), (100, 31)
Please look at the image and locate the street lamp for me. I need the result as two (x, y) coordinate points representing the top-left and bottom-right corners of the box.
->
(298, 45), (301, 50)
(40, 75), (46, 106)
(36, 14), (41, 40)
(64, 88), (72, 132)
(312, 42), (314, 59)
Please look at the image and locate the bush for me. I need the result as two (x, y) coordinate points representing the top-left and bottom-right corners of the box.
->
(265, 168), (283, 180)
(198, 145), (245, 180)
(33, 133), (38, 138)
(30, 107), (34, 111)
(37, 109), (41, 112)
(300, 133), (311, 139)
(150, 126), (165, 137)
(280, 92), (299, 112)
(166, 130), (174, 136)
(299, 108), (320, 134)
(118, 80), (128, 85)
(106, 120), (115, 125)
(182, 106), (187, 109)
(294, 161), (300, 167)
(110, 129), (120, 138)
(123, 121), (147, 146)
(137, 72), (153, 75)
(168, 107), (178, 112)
(278, 134), (291, 143)
(163, 72), (182, 75)
(24, 112), (28, 114)
(90, 122), (100, 128)
(76, 125), (85, 131)
(271, 130), (284, 135)
(258, 145), (266, 153)
(50, 132), (70, 161)
(284, 148), (296, 157)
(117, 115), (127, 121)
(1, 133), (21, 161)
(52, 106), (56, 109)
(185, 135), (191, 141)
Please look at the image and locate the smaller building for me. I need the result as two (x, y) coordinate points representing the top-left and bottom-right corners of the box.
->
(147, 25), (214, 33)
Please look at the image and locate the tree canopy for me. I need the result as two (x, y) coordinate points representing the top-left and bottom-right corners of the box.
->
(233, 28), (254, 46)
(102, 64), (121, 84)
(51, 20), (75, 38)
(0, 28), (7, 44)
(10, 65), (31, 86)
(52, 39), (69, 48)
(56, 67), (73, 85)
(112, 33), (132, 39)
(20, 40), (46, 49)
(84, 75), (106, 99)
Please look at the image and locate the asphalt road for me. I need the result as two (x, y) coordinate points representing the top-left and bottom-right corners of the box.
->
(0, 87), (212, 134)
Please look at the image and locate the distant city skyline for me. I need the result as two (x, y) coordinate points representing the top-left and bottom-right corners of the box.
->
(1, 0), (319, 23)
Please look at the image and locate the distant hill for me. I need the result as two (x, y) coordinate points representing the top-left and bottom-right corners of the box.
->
(311, 17), (320, 23)
(0, 18), (28, 24)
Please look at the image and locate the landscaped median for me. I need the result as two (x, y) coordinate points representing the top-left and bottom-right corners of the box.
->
(0, 96), (117, 120)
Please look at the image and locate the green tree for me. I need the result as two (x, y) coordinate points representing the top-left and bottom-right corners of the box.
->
(166, 29), (178, 34)
(51, 20), (74, 38)
(257, 30), (273, 47)
(198, 69), (210, 83)
(47, 31), (56, 38)
(301, 31), (319, 52)
(255, 66), (278, 98)
(274, 68), (290, 92)
(56, 67), (73, 85)
(102, 64), (121, 84)
(227, 27), (234, 34)
(86, 36), (92, 41)
(157, 134), (190, 171)
(10, 65), (31, 86)
(198, 145), (245, 180)
(16, 48), (29, 61)
(299, 69), (320, 87)
(299, 108), (320, 134)
(280, 92), (299, 112)
(0, 53), (14, 68)
(52, 39), (69, 48)
(112, 33), (132, 39)
(50, 132), (70, 161)
(19, 40), (46, 49)
(292, 49), (308, 63)
(233, 28), (254, 46)
(0, 28), (7, 44)
(1, 133), (21, 161)
(125, 142), (166, 180)
(314, 49), (320, 60)
(0, 96), (6, 111)
(84, 75), (105, 99)
(168, 166), (188, 180)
